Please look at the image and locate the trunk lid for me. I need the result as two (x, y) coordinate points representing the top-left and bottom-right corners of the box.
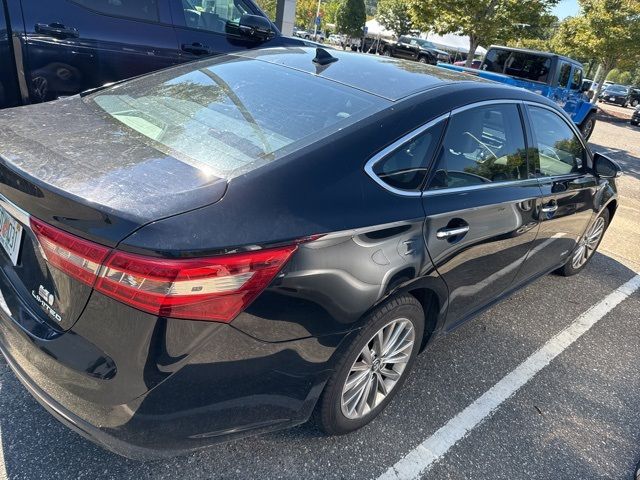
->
(0, 98), (227, 331)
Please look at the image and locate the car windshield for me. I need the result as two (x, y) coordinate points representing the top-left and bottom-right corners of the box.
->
(482, 48), (552, 83)
(87, 55), (386, 179)
(606, 85), (628, 94)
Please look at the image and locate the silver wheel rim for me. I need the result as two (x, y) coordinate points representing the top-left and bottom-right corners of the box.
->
(572, 216), (605, 269)
(340, 318), (415, 420)
(582, 118), (594, 138)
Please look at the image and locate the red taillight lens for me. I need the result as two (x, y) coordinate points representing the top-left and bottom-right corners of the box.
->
(94, 247), (297, 322)
(30, 216), (298, 322)
(30, 217), (110, 286)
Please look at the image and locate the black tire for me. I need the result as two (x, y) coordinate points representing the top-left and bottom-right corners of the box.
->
(417, 55), (428, 64)
(556, 209), (610, 277)
(631, 99), (639, 108)
(382, 48), (391, 57)
(314, 294), (424, 435)
(579, 111), (596, 140)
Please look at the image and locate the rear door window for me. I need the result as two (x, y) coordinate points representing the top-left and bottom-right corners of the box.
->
(427, 103), (529, 190)
(527, 106), (586, 177)
(178, 0), (252, 33)
(483, 49), (551, 83)
(71, 0), (159, 21)
(557, 62), (571, 88)
(371, 121), (445, 192)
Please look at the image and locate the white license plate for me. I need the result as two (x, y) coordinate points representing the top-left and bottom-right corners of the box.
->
(609, 97), (616, 101)
(0, 206), (23, 266)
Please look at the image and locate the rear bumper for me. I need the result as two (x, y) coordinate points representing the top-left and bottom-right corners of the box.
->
(0, 280), (354, 458)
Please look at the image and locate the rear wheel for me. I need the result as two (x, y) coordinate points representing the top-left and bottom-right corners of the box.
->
(315, 295), (424, 435)
(557, 209), (609, 276)
(382, 48), (391, 57)
(631, 99), (639, 107)
(580, 112), (596, 140)
(418, 55), (428, 64)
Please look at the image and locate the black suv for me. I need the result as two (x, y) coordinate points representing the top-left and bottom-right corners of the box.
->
(0, 0), (304, 109)
(629, 88), (640, 108)
(383, 36), (450, 64)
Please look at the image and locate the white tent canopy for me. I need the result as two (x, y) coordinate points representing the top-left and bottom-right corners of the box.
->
(364, 19), (394, 38)
(421, 32), (487, 56)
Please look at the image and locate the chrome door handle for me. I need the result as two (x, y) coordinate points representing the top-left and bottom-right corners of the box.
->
(541, 204), (558, 213)
(436, 226), (469, 239)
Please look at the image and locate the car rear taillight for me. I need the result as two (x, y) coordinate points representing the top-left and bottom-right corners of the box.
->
(94, 247), (297, 322)
(30, 217), (110, 286)
(30, 217), (299, 322)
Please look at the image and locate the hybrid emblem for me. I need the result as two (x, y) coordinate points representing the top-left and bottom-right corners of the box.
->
(32, 284), (61, 322)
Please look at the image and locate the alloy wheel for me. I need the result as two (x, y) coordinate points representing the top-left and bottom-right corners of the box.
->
(340, 318), (415, 420)
(572, 216), (605, 269)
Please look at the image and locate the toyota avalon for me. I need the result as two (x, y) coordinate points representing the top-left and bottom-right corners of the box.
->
(0, 46), (620, 458)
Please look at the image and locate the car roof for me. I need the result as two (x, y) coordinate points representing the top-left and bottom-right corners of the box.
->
(235, 46), (490, 102)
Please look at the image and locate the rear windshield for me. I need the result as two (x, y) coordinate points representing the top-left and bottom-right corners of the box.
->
(482, 48), (552, 83)
(606, 85), (628, 94)
(88, 55), (386, 178)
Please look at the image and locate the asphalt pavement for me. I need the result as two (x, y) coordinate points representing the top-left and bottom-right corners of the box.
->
(0, 116), (638, 480)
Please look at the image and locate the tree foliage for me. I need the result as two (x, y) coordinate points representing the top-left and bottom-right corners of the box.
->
(336, 0), (366, 37)
(408, 0), (559, 66)
(376, 0), (413, 36)
(255, 0), (277, 20)
(551, 0), (640, 100)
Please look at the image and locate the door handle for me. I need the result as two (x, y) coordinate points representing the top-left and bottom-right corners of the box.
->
(35, 23), (79, 38)
(436, 225), (470, 239)
(541, 202), (558, 213)
(181, 43), (212, 55)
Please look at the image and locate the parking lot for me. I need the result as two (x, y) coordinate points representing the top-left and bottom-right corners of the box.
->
(0, 115), (639, 480)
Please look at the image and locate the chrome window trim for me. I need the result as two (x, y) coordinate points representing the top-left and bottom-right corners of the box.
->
(0, 193), (30, 226)
(449, 98), (522, 116)
(422, 178), (540, 196)
(364, 112), (450, 197)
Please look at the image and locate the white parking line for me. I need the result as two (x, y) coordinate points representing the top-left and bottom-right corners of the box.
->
(378, 274), (640, 480)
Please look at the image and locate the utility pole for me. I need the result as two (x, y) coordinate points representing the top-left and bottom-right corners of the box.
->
(313, 0), (321, 40)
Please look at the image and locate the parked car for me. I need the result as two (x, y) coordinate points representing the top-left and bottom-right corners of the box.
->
(0, 47), (620, 458)
(599, 84), (631, 106)
(439, 46), (598, 139)
(0, 0), (307, 109)
(627, 87), (640, 108)
(378, 36), (450, 64)
(631, 105), (640, 126)
(454, 59), (482, 68)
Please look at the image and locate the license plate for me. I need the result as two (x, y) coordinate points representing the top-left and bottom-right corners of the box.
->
(0, 205), (23, 266)
(609, 97), (616, 101)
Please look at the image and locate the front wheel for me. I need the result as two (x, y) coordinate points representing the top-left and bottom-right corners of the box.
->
(580, 112), (596, 140)
(417, 56), (428, 64)
(315, 295), (424, 435)
(556, 209), (609, 276)
(631, 99), (639, 108)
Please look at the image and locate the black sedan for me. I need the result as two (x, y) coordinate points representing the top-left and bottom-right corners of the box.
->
(599, 84), (630, 106)
(0, 47), (620, 458)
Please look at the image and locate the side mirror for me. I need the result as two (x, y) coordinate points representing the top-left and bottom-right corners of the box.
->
(239, 14), (275, 42)
(593, 152), (622, 178)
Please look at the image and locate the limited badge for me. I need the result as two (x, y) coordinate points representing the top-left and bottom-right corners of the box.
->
(32, 284), (62, 322)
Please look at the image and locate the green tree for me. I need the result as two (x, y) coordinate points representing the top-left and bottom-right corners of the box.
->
(255, 0), (277, 20)
(336, 0), (366, 38)
(376, 0), (413, 36)
(409, 0), (559, 67)
(552, 0), (640, 102)
(606, 68), (621, 83)
(323, 0), (341, 25)
(295, 0), (319, 29)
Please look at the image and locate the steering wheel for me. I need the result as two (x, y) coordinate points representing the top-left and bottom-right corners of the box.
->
(463, 131), (498, 162)
(540, 144), (562, 162)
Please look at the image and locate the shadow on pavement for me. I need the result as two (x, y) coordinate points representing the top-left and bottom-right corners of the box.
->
(0, 253), (638, 480)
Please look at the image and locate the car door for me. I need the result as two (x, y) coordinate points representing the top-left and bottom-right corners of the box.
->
(170, 0), (276, 61)
(512, 103), (598, 284)
(0, 3), (22, 108)
(563, 64), (585, 119)
(551, 60), (572, 111)
(17, 0), (180, 102)
(421, 101), (542, 329)
(393, 37), (411, 59)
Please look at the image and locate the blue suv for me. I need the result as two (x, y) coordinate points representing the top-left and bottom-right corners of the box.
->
(439, 46), (598, 139)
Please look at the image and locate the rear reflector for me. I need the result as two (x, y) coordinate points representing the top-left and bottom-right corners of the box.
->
(30, 217), (299, 322)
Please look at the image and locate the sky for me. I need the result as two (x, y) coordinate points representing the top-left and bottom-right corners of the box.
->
(552, 0), (581, 19)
